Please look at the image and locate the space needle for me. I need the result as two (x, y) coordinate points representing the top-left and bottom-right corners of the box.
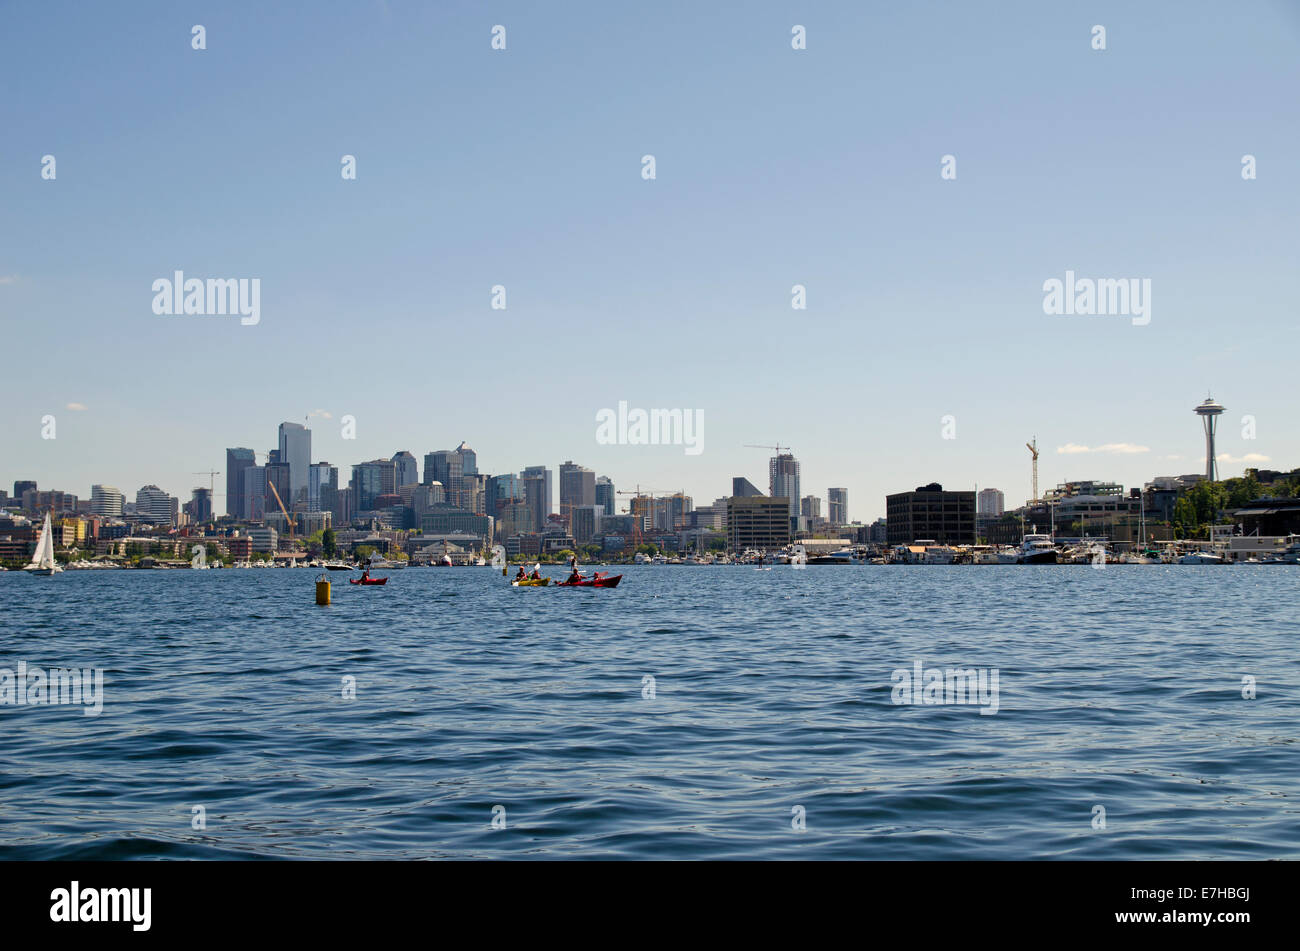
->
(1194, 396), (1225, 481)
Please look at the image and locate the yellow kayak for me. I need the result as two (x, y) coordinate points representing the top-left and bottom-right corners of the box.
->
(511, 577), (550, 586)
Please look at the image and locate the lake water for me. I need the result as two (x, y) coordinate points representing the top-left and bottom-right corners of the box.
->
(1, 565), (1296, 859)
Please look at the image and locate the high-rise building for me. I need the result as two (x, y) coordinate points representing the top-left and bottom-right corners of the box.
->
(486, 473), (523, 517)
(135, 485), (173, 524)
(310, 463), (339, 515)
(732, 477), (763, 498)
(226, 448), (256, 518)
(352, 460), (392, 512)
(570, 504), (602, 544)
(800, 495), (821, 520)
(424, 451), (464, 506)
(595, 476), (615, 516)
(559, 461), (596, 527)
(265, 461), (292, 519)
(976, 488), (1005, 518)
(242, 467), (267, 521)
(521, 465), (552, 531)
(277, 422), (311, 505)
(392, 451), (419, 489)
(769, 453), (800, 519)
(13, 481), (37, 505)
(189, 487), (213, 522)
(455, 441), (478, 476)
(828, 488), (848, 525)
(91, 485), (125, 517)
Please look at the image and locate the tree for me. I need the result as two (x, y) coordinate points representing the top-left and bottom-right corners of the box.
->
(322, 528), (337, 557)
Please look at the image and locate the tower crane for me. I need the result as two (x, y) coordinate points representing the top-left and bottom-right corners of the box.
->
(1026, 437), (1039, 504)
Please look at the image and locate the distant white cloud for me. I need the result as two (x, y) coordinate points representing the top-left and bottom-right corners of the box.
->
(1056, 442), (1150, 455)
(0, 275), (18, 285)
(1217, 452), (1270, 464)
(1163, 454), (1183, 460)
(308, 409), (333, 420)
(65, 402), (87, 411)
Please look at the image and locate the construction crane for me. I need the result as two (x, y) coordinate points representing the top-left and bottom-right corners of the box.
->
(193, 470), (221, 496)
(615, 485), (677, 548)
(1026, 437), (1039, 504)
(744, 443), (791, 455)
(266, 480), (297, 540)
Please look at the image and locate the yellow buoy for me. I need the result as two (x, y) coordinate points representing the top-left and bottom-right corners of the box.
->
(315, 574), (330, 605)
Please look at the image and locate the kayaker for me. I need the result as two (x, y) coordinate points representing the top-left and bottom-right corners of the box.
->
(566, 567), (583, 584)
(529, 567), (542, 581)
(361, 568), (370, 582)
(514, 566), (527, 582)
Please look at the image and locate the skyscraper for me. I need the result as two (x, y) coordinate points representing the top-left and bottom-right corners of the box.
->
(595, 476), (615, 516)
(352, 460), (392, 512)
(135, 485), (173, 524)
(277, 423), (311, 505)
(310, 463), (339, 515)
(455, 441), (478, 476)
(424, 450), (464, 506)
(521, 465), (552, 531)
(559, 461), (596, 527)
(242, 467), (267, 521)
(827, 487), (848, 525)
(769, 453), (800, 518)
(226, 448), (256, 518)
(392, 451), (419, 489)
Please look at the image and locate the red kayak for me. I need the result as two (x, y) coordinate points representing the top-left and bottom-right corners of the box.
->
(349, 576), (388, 586)
(555, 573), (622, 588)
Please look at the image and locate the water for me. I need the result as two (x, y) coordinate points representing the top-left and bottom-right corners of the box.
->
(1, 565), (1296, 859)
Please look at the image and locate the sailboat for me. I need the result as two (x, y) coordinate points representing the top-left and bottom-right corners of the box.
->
(24, 512), (63, 575)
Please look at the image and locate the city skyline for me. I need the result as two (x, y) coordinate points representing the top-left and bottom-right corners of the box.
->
(2, 3), (1295, 522)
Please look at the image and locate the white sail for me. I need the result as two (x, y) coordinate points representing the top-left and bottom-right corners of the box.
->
(25, 512), (60, 573)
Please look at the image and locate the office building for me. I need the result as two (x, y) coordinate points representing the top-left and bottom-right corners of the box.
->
(135, 485), (173, 524)
(828, 488), (848, 525)
(559, 461), (596, 527)
(521, 465), (552, 531)
(727, 496), (792, 552)
(90, 485), (125, 517)
(595, 476), (615, 516)
(226, 448), (256, 518)
(570, 504), (602, 544)
(309, 463), (339, 515)
(769, 453), (800, 520)
(732, 476), (763, 498)
(242, 467), (267, 521)
(277, 422), (311, 505)
(391, 451), (419, 489)
(977, 488), (1005, 518)
(885, 483), (976, 545)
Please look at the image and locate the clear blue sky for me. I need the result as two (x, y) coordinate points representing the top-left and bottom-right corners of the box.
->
(3, 1), (1297, 520)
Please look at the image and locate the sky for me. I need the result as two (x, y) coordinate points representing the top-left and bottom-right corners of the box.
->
(2, 0), (1297, 522)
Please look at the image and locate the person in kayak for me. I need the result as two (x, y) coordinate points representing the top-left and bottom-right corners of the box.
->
(566, 566), (584, 584)
(361, 567), (370, 581)
(514, 566), (527, 582)
(529, 567), (542, 581)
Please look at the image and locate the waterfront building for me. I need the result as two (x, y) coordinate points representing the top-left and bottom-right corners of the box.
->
(828, 487), (848, 525)
(726, 495), (792, 552)
(91, 485), (125, 517)
(1231, 497), (1300, 537)
(225, 448), (256, 518)
(277, 422), (311, 506)
(248, 526), (278, 553)
(885, 483), (976, 546)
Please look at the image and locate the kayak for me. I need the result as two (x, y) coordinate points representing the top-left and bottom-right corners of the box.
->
(555, 573), (622, 588)
(349, 576), (388, 586)
(511, 577), (550, 586)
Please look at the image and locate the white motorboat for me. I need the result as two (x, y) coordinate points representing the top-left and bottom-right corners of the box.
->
(1177, 550), (1225, 565)
(1016, 534), (1059, 564)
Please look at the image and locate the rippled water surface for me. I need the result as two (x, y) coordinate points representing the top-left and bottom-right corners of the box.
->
(1, 565), (1296, 859)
